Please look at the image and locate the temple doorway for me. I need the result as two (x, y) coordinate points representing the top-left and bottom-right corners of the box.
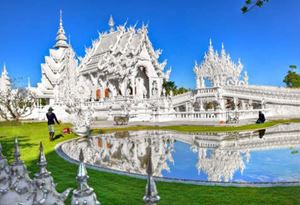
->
(96, 89), (101, 100)
(105, 88), (110, 98)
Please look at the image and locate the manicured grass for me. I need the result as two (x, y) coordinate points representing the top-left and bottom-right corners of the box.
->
(1, 121), (300, 205)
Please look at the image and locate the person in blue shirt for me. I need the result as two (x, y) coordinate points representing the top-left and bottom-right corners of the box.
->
(46, 107), (60, 141)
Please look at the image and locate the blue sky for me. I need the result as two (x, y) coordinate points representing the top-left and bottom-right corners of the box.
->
(0, 0), (300, 88)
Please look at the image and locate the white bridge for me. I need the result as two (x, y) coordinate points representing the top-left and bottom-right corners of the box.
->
(170, 85), (300, 121)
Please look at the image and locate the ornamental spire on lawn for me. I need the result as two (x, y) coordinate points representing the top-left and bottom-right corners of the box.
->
(13, 138), (22, 165)
(54, 10), (69, 49)
(0, 142), (10, 196)
(0, 143), (4, 160)
(37, 142), (49, 176)
(143, 146), (160, 205)
(71, 149), (100, 205)
(33, 142), (71, 204)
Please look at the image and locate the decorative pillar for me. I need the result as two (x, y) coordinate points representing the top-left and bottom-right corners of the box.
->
(0, 143), (10, 194)
(0, 138), (34, 205)
(240, 100), (246, 110)
(199, 100), (204, 111)
(71, 149), (100, 205)
(143, 147), (160, 205)
(33, 142), (71, 204)
(248, 99), (253, 110)
(149, 78), (153, 98)
(233, 98), (238, 111)
(261, 98), (265, 109)
(219, 98), (225, 111)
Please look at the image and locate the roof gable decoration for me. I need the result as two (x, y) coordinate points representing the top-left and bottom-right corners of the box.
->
(79, 19), (171, 81)
(194, 39), (248, 88)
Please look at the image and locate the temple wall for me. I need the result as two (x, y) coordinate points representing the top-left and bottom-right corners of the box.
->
(265, 104), (300, 118)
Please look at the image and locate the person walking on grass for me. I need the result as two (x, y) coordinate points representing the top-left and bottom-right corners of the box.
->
(46, 107), (60, 141)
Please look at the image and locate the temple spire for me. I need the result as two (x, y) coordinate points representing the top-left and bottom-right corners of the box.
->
(108, 15), (115, 32)
(0, 143), (4, 160)
(54, 10), (68, 49)
(2, 63), (7, 73)
(143, 146), (160, 205)
(13, 138), (22, 164)
(208, 38), (214, 56)
(37, 142), (49, 176)
(71, 149), (100, 205)
(221, 42), (226, 58)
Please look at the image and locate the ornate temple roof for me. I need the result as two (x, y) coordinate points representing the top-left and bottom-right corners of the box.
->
(194, 39), (248, 87)
(79, 17), (168, 78)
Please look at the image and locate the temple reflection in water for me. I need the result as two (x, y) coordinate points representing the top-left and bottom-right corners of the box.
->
(61, 123), (300, 183)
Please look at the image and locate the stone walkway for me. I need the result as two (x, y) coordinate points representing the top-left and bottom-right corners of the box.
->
(91, 118), (258, 128)
(90, 115), (295, 129)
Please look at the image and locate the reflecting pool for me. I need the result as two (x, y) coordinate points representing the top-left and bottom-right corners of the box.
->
(60, 123), (300, 183)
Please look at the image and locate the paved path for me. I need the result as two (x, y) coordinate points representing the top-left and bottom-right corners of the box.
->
(91, 118), (258, 128)
(90, 116), (295, 129)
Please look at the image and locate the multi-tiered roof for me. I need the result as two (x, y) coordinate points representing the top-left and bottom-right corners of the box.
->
(79, 17), (170, 80)
(36, 11), (78, 101)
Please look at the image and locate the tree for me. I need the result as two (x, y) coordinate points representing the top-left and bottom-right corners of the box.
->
(0, 87), (36, 121)
(283, 65), (300, 88)
(162, 81), (177, 95)
(174, 87), (190, 95)
(241, 0), (270, 13)
(162, 80), (190, 96)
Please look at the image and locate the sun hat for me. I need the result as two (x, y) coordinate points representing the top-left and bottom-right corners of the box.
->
(48, 107), (54, 112)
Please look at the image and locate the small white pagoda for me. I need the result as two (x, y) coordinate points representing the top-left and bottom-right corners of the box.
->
(0, 64), (11, 92)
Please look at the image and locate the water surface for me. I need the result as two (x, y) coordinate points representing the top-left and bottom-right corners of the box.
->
(61, 123), (300, 183)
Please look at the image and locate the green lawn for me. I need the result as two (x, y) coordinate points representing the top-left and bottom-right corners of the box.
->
(1, 121), (300, 205)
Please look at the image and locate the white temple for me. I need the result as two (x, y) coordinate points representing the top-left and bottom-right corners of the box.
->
(35, 13), (170, 105)
(2, 12), (300, 123)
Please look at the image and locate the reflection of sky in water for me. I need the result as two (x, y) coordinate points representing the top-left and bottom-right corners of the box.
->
(163, 143), (300, 182)
(162, 141), (202, 180)
(238, 148), (300, 182)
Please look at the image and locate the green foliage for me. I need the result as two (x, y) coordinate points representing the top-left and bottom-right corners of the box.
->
(162, 80), (190, 96)
(241, 0), (270, 13)
(40, 98), (48, 106)
(283, 65), (300, 88)
(162, 80), (177, 95)
(174, 87), (190, 95)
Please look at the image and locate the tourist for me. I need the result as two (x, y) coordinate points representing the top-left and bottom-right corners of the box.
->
(46, 107), (60, 141)
(256, 111), (266, 124)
